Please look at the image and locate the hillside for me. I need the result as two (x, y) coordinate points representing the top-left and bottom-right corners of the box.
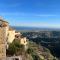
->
(27, 41), (55, 60)
(6, 39), (56, 60)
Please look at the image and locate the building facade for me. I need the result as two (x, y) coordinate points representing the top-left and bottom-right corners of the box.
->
(0, 17), (28, 60)
(20, 37), (28, 46)
(7, 28), (15, 43)
(0, 19), (9, 60)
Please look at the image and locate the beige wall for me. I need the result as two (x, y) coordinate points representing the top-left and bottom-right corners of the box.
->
(7, 30), (15, 43)
(0, 27), (8, 60)
(20, 37), (28, 46)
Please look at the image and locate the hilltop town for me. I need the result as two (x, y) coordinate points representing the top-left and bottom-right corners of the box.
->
(0, 17), (28, 60)
(0, 17), (57, 60)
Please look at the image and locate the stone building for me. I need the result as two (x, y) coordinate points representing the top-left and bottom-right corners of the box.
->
(20, 37), (28, 46)
(7, 28), (15, 43)
(15, 35), (28, 49)
(0, 18), (9, 60)
(0, 17), (28, 60)
(7, 29), (21, 43)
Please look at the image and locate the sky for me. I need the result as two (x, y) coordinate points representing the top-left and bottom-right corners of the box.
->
(0, 0), (60, 28)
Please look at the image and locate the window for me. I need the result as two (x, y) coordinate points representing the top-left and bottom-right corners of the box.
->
(13, 58), (19, 60)
(24, 41), (25, 43)
(15, 58), (19, 60)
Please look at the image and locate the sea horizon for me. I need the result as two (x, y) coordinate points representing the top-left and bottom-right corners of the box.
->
(11, 26), (60, 31)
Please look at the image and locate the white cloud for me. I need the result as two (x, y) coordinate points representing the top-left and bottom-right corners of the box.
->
(34, 14), (57, 17)
(0, 12), (58, 17)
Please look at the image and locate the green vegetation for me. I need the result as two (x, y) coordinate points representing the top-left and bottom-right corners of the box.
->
(28, 41), (55, 60)
(6, 39), (25, 56)
(6, 39), (55, 60)
(26, 47), (41, 60)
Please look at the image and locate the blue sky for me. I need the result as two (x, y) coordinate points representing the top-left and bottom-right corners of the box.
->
(0, 0), (60, 28)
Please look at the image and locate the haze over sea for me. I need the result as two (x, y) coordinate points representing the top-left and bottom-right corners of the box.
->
(12, 26), (60, 31)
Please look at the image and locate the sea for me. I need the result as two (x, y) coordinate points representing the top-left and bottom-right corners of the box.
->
(11, 26), (60, 31)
